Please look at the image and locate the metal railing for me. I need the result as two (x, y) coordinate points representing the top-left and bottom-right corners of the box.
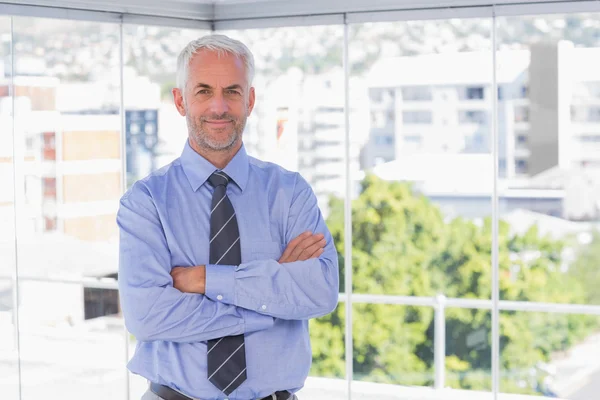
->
(4, 276), (600, 398)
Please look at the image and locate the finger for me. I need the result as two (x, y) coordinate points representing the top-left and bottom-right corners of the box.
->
(298, 238), (327, 260)
(170, 267), (182, 275)
(290, 234), (324, 260)
(308, 247), (324, 259)
(280, 231), (311, 261)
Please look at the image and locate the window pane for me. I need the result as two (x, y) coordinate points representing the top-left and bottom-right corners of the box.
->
(122, 25), (209, 188)
(445, 308), (492, 393)
(498, 13), (600, 306)
(500, 311), (600, 399)
(350, 18), (493, 301)
(307, 303), (345, 380)
(0, 15), (19, 400)
(11, 17), (125, 400)
(218, 25), (346, 385)
(220, 26), (346, 218)
(352, 304), (435, 395)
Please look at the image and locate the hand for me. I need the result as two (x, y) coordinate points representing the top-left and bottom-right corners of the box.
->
(170, 265), (206, 294)
(279, 231), (326, 263)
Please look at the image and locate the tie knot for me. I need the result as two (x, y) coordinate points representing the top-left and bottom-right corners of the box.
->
(208, 171), (230, 188)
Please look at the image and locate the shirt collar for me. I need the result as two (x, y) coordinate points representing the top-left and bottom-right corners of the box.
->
(180, 140), (249, 193)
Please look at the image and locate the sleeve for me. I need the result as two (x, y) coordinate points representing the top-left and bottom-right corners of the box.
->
(204, 174), (339, 320)
(117, 183), (274, 342)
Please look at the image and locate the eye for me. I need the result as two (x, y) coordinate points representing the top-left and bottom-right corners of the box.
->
(227, 89), (241, 95)
(197, 89), (210, 95)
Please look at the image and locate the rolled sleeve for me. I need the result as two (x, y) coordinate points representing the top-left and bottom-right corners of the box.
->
(205, 264), (236, 304)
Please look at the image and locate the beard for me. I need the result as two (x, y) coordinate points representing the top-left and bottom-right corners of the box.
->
(186, 111), (247, 152)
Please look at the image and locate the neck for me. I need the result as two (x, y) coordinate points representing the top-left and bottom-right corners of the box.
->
(189, 139), (242, 170)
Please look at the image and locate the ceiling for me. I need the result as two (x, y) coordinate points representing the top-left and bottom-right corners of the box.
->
(0, 0), (591, 26)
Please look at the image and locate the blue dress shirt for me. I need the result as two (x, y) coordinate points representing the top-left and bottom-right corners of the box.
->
(117, 140), (339, 400)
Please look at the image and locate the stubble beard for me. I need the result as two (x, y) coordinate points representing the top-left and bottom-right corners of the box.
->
(187, 111), (247, 153)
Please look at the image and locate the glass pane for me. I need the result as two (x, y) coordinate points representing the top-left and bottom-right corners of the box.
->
(122, 25), (210, 188)
(12, 17), (125, 400)
(445, 308), (492, 393)
(0, 15), (19, 400)
(500, 311), (600, 399)
(122, 25), (210, 399)
(497, 13), (600, 305)
(352, 304), (434, 398)
(348, 18), (494, 294)
(294, 302), (346, 398)
(221, 26), (345, 218)
(218, 26), (346, 386)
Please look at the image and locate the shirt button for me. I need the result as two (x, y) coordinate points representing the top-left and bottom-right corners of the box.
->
(261, 305), (267, 310)
(217, 295), (223, 301)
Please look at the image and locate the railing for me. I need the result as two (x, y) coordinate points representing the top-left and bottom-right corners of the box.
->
(4, 276), (600, 399)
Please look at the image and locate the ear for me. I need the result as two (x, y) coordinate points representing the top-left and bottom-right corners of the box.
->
(247, 86), (256, 116)
(173, 87), (186, 116)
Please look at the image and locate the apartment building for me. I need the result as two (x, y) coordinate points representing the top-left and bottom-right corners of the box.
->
(363, 40), (600, 179)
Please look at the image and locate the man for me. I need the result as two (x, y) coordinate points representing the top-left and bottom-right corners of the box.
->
(117, 34), (339, 400)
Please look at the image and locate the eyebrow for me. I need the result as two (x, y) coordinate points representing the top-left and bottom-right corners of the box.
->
(193, 83), (244, 91)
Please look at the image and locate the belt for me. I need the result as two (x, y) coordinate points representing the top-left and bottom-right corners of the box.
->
(150, 382), (292, 400)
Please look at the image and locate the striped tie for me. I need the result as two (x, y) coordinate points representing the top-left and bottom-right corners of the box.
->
(206, 171), (247, 395)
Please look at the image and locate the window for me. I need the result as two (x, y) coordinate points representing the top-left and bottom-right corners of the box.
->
(466, 86), (484, 100)
(402, 86), (432, 101)
(42, 177), (56, 198)
(514, 106), (529, 123)
(579, 135), (600, 143)
(404, 135), (422, 143)
(402, 110), (433, 124)
(8, 16), (125, 399)
(43, 131), (56, 161)
(374, 135), (394, 146)
(459, 110), (487, 124)
(350, 17), (493, 394)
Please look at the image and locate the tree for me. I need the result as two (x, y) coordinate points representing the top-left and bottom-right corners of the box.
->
(309, 174), (598, 394)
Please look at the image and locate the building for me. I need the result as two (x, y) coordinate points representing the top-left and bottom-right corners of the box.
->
(256, 67), (367, 214)
(0, 68), (159, 326)
(363, 40), (600, 180)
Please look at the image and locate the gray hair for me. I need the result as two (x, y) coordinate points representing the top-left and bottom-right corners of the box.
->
(176, 34), (255, 91)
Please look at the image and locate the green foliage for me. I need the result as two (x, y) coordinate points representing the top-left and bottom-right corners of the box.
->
(309, 174), (599, 393)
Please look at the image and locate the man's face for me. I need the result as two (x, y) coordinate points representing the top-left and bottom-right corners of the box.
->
(174, 49), (255, 153)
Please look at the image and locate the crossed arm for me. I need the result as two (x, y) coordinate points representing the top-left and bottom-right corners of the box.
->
(170, 231), (325, 294)
(117, 177), (339, 343)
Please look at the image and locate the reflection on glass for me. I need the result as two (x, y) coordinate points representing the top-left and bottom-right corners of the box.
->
(497, 13), (600, 306)
(445, 308), (491, 392)
(349, 19), (493, 297)
(10, 17), (124, 400)
(500, 311), (600, 399)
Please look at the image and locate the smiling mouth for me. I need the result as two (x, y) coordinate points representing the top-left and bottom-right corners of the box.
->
(205, 120), (232, 125)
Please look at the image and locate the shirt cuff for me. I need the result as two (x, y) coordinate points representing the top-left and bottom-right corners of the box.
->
(242, 308), (275, 333)
(205, 264), (236, 305)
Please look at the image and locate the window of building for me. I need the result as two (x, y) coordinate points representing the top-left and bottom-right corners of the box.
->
(466, 86), (484, 100)
(459, 110), (487, 124)
(514, 106), (529, 123)
(402, 86), (432, 101)
(402, 110), (432, 124)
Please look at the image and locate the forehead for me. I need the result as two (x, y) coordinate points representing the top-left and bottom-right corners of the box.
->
(188, 49), (247, 85)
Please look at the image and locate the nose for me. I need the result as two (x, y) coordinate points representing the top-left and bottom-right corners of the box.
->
(208, 92), (229, 116)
